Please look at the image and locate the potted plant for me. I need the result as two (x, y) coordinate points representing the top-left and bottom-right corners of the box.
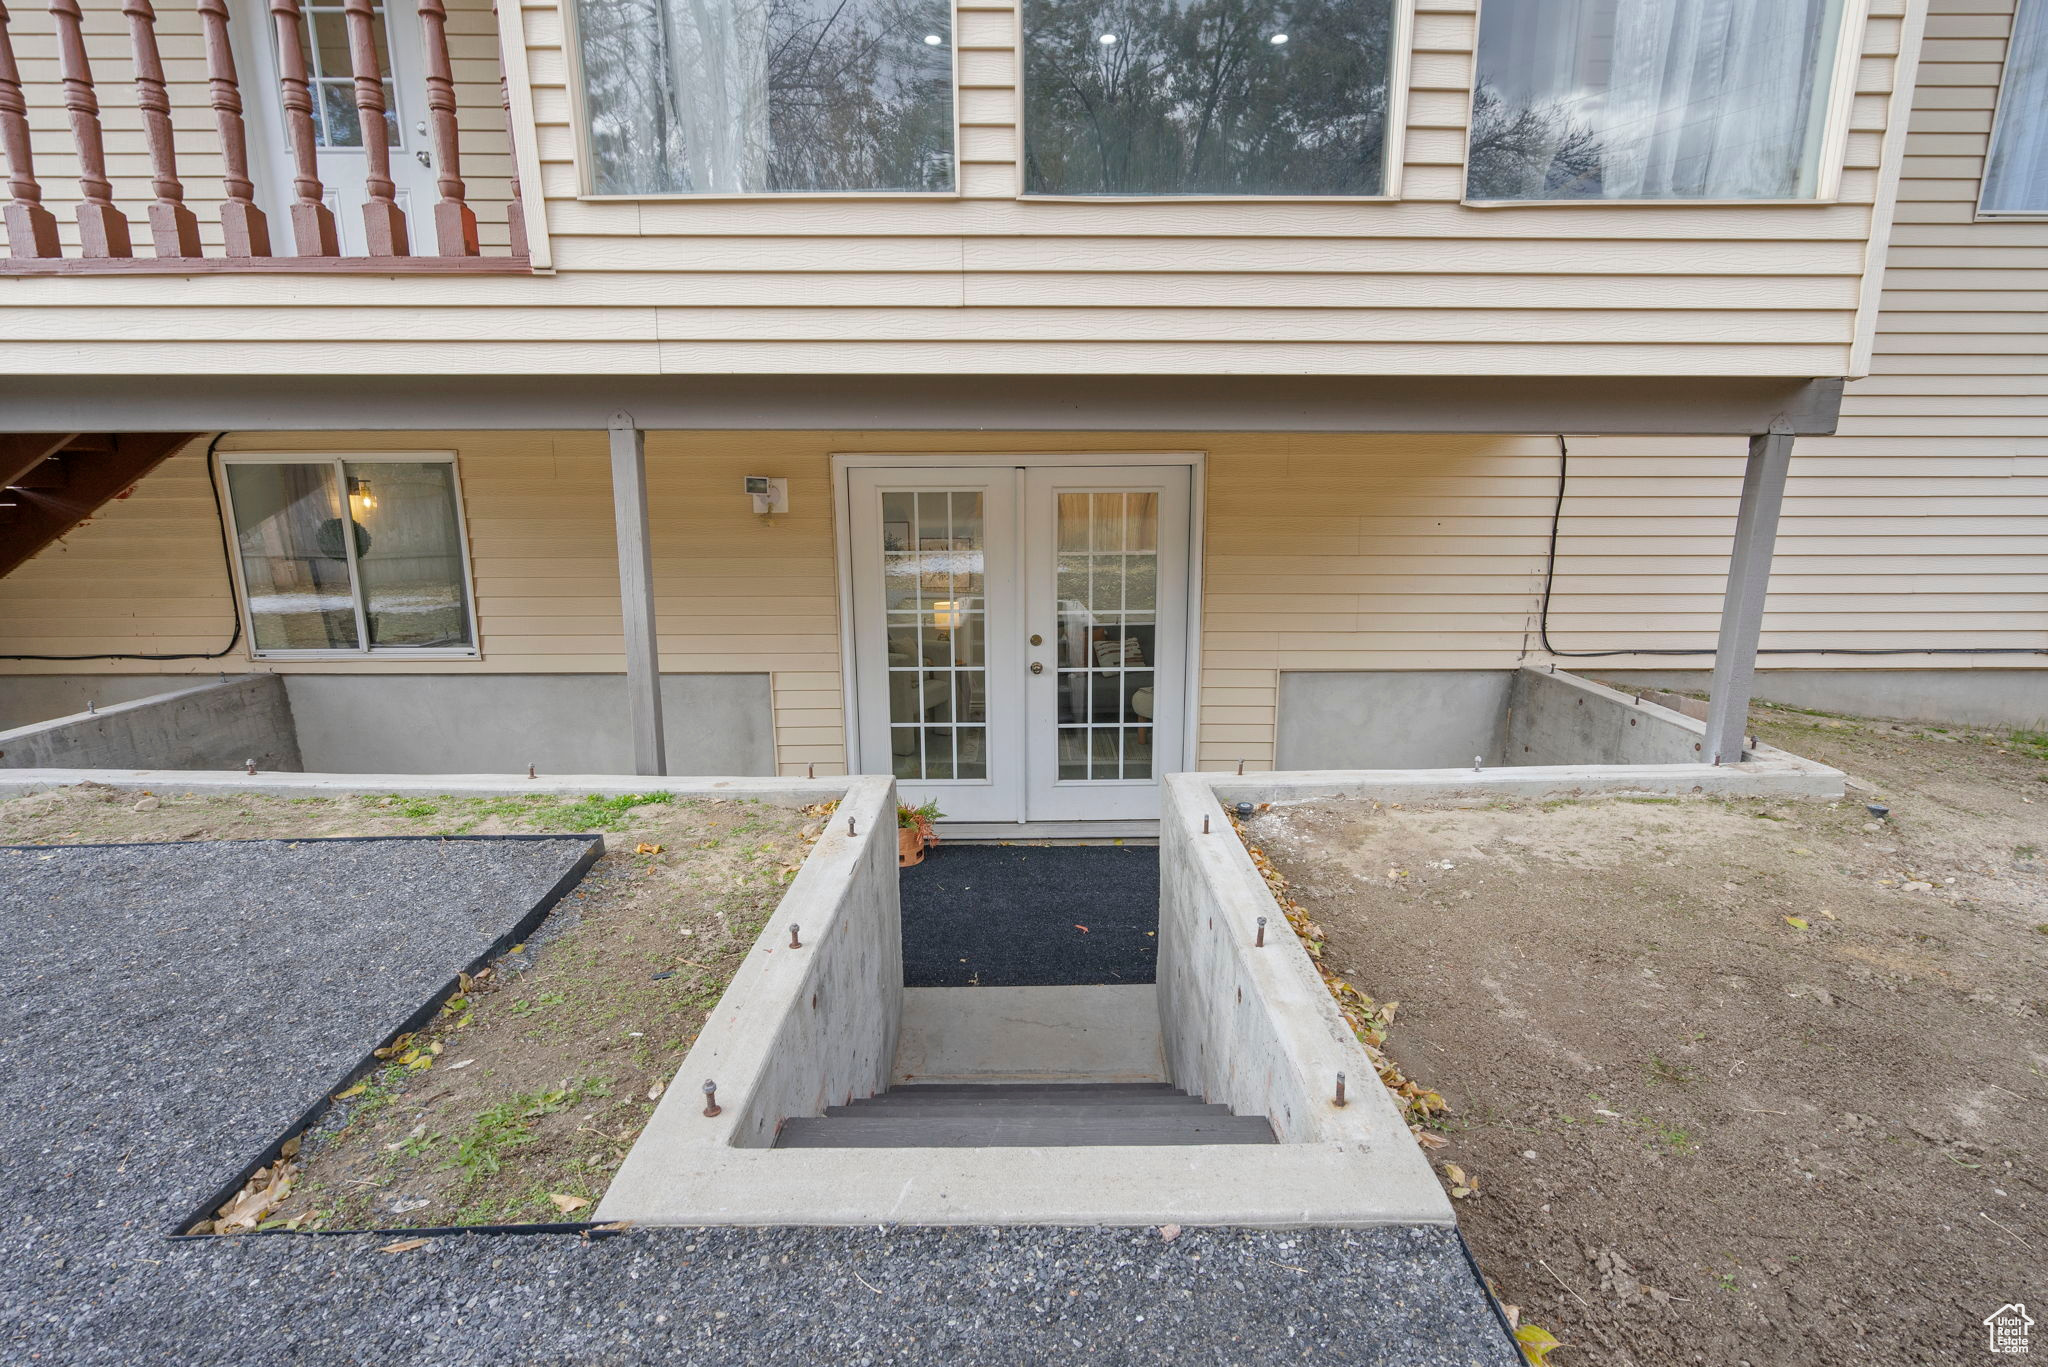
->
(897, 800), (942, 867)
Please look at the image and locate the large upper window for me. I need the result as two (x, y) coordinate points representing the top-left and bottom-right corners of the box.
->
(571, 0), (956, 195)
(1022, 0), (1400, 195)
(1467, 0), (1850, 202)
(1981, 0), (2048, 215)
(222, 455), (477, 656)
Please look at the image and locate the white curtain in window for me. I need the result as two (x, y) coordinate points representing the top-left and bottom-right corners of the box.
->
(1982, 0), (2048, 213)
(663, 0), (772, 193)
(1598, 0), (1842, 198)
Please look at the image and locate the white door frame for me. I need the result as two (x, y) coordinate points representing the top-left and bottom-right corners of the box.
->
(831, 451), (1206, 821)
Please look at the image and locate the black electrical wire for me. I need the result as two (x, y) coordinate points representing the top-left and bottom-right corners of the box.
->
(0, 432), (244, 662)
(1536, 434), (2046, 659)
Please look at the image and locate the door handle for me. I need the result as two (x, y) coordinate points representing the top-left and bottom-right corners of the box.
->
(1029, 661), (1044, 674)
(416, 150), (432, 168)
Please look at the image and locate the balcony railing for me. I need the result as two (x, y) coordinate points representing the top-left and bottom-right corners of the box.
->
(0, 0), (528, 272)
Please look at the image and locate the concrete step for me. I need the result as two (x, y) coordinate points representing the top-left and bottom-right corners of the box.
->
(776, 1082), (1277, 1149)
(777, 1113), (1278, 1148)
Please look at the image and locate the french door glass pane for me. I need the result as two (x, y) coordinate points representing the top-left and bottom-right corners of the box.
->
(882, 489), (988, 780)
(1053, 491), (1158, 781)
(1981, 0), (2048, 214)
(1468, 0), (1847, 201)
(1022, 0), (1398, 195)
(345, 461), (473, 648)
(226, 463), (361, 651)
(571, 0), (956, 194)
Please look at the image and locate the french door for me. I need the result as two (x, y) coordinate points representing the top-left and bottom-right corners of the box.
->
(846, 462), (1192, 824)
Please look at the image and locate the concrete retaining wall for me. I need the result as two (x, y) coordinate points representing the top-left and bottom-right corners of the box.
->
(1504, 667), (1705, 766)
(1275, 671), (1513, 770)
(605, 774), (899, 1180)
(1598, 667), (2048, 733)
(282, 673), (776, 776)
(0, 676), (300, 772)
(0, 675), (216, 731)
(1158, 775), (1445, 1196)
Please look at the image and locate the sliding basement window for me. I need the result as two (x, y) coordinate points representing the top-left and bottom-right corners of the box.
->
(219, 453), (479, 658)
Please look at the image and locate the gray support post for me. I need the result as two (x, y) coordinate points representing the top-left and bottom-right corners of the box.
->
(608, 412), (666, 776)
(1703, 426), (1795, 766)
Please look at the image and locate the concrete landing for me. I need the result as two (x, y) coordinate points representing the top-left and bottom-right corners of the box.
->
(892, 985), (1166, 1084)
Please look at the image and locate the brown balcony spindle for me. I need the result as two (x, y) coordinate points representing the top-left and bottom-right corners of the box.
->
(123, 0), (200, 257)
(417, 0), (475, 255)
(342, 0), (406, 255)
(269, 0), (337, 254)
(498, 62), (525, 257)
(0, 0), (60, 257)
(196, 0), (270, 257)
(48, 0), (131, 257)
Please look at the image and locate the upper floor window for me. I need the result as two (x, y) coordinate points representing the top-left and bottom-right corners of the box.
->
(221, 454), (478, 657)
(570, 0), (956, 195)
(1981, 0), (2048, 216)
(1468, 0), (1851, 202)
(1022, 0), (1401, 195)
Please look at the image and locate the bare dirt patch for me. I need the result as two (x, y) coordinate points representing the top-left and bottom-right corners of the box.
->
(2, 785), (820, 1232)
(1253, 712), (2046, 1366)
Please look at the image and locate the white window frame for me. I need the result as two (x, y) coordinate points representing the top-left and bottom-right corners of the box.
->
(558, 0), (964, 202)
(1460, 0), (1871, 207)
(1978, 0), (2048, 219)
(216, 450), (482, 661)
(1013, 0), (1416, 202)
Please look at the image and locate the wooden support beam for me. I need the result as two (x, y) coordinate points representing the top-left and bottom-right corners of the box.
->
(0, 432), (196, 579)
(0, 433), (78, 488)
(608, 413), (666, 777)
(1703, 428), (1795, 766)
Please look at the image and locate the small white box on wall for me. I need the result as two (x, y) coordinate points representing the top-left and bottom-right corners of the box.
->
(745, 476), (789, 514)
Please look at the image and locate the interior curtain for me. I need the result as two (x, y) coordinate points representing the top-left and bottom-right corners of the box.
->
(1982, 0), (2048, 212)
(664, 0), (773, 192)
(1597, 0), (1840, 199)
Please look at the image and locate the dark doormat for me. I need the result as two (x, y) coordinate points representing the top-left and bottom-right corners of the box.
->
(900, 844), (1159, 987)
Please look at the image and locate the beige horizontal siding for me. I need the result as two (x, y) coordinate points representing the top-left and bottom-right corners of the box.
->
(0, 0), (1910, 375)
(6, 418), (2038, 777)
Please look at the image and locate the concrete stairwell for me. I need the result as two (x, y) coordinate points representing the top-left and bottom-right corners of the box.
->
(773, 1082), (1277, 1148)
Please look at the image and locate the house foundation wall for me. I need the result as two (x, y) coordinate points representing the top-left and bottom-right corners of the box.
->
(1598, 669), (2048, 733)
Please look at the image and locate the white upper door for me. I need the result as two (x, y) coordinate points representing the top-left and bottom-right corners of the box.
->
(847, 468), (1023, 823)
(234, 0), (444, 255)
(1022, 466), (1192, 822)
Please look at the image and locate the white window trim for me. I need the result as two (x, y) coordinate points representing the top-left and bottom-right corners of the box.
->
(1459, 0), (1872, 208)
(558, 0), (965, 201)
(1978, 0), (2048, 219)
(216, 450), (483, 661)
(1011, 0), (1416, 202)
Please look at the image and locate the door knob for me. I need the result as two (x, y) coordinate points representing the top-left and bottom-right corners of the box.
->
(1029, 633), (1043, 646)
(1029, 661), (1044, 674)
(415, 150), (433, 167)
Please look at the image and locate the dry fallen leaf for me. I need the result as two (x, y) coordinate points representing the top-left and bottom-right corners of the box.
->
(647, 1081), (666, 1101)
(635, 842), (664, 855)
(549, 1193), (591, 1214)
(379, 1238), (431, 1254)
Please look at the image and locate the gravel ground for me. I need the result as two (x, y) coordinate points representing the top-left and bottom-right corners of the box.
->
(1, 836), (1517, 1366)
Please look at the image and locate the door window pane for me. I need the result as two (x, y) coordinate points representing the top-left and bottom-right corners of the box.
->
(1982, 0), (2048, 215)
(572, 0), (956, 194)
(1468, 0), (1848, 201)
(346, 461), (473, 648)
(1023, 0), (1398, 194)
(882, 489), (986, 781)
(1052, 490), (1159, 781)
(294, 0), (400, 148)
(226, 463), (362, 652)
